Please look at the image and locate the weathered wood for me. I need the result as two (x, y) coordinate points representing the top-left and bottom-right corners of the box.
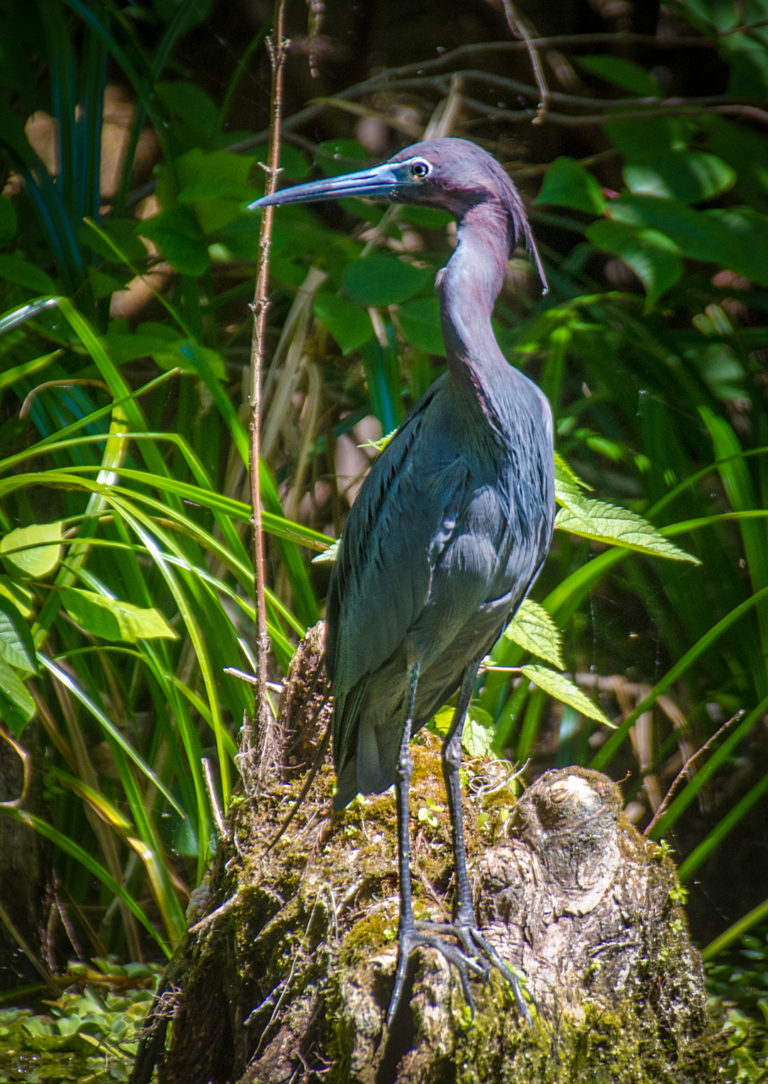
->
(132, 639), (723, 1084)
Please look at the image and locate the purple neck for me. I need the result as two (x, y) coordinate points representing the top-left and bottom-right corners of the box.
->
(437, 202), (513, 394)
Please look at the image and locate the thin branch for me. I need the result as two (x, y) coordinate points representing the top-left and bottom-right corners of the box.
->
(245, 0), (288, 792)
(644, 711), (744, 837)
(502, 2), (550, 123)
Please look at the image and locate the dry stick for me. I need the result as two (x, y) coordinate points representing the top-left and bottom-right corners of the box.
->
(246, 0), (288, 790)
(644, 710), (744, 838)
(502, 1), (550, 123)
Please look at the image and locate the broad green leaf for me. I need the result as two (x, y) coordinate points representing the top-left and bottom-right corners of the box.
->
(397, 296), (445, 356)
(624, 152), (736, 204)
(61, 588), (178, 643)
(0, 255), (56, 294)
(0, 595), (37, 673)
(0, 576), (34, 619)
(103, 325), (186, 365)
(81, 216), (148, 264)
(555, 499), (700, 563)
(521, 664), (614, 727)
(155, 80), (220, 149)
(176, 148), (255, 202)
(606, 194), (724, 264)
(705, 207), (768, 287)
(0, 522), (63, 578)
(245, 143), (311, 189)
(554, 453), (592, 511)
(577, 55), (661, 95)
(179, 341), (226, 380)
(431, 705), (453, 737)
(536, 157), (606, 215)
(604, 195), (768, 286)
(0, 657), (36, 732)
(587, 219), (683, 308)
(462, 707), (496, 758)
(313, 293), (373, 354)
(138, 207), (209, 276)
(343, 256), (432, 307)
(505, 599), (565, 670)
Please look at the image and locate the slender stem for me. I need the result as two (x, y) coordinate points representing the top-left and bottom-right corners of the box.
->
(246, 0), (288, 789)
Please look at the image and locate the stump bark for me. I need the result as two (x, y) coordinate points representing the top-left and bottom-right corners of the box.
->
(131, 735), (723, 1084)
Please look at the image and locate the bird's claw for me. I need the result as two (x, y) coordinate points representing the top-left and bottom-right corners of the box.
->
(386, 919), (531, 1027)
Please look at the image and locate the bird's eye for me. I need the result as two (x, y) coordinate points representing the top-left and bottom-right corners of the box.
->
(409, 159), (431, 179)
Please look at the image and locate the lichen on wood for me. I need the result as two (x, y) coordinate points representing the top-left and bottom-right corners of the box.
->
(131, 639), (725, 1084)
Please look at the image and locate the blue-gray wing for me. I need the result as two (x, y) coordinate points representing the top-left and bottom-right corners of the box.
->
(326, 381), (441, 676)
(325, 379), (461, 757)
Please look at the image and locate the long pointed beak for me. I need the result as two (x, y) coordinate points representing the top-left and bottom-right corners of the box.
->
(248, 161), (403, 210)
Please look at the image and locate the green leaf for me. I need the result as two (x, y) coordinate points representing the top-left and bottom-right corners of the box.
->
(245, 143), (310, 186)
(155, 80), (220, 149)
(342, 256), (432, 307)
(577, 55), (661, 95)
(0, 255), (56, 294)
(624, 151), (736, 204)
(81, 217), (148, 264)
(0, 576), (34, 619)
(61, 588), (178, 643)
(586, 219), (683, 307)
(554, 453), (592, 511)
(0, 656), (36, 731)
(0, 522), (63, 578)
(462, 707), (496, 758)
(604, 195), (768, 286)
(396, 296), (445, 355)
(176, 149), (255, 203)
(313, 294), (373, 354)
(505, 599), (565, 669)
(0, 595), (37, 674)
(521, 664), (614, 727)
(137, 207), (209, 276)
(535, 157), (606, 215)
(555, 499), (700, 563)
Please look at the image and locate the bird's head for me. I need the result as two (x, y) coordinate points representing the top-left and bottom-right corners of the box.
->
(249, 137), (546, 289)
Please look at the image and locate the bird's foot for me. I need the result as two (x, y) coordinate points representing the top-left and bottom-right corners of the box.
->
(386, 918), (531, 1027)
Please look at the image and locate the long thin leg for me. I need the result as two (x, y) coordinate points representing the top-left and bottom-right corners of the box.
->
(387, 660), (484, 1025)
(393, 660), (419, 965)
(440, 658), (532, 1024)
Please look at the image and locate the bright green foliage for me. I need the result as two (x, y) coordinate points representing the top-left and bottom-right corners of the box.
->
(0, 959), (159, 1082)
(505, 599), (565, 670)
(0, 3), (767, 1046)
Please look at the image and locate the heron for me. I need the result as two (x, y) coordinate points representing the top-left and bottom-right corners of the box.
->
(249, 137), (554, 1024)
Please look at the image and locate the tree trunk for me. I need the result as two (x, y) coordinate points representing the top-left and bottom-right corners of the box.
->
(131, 632), (723, 1084)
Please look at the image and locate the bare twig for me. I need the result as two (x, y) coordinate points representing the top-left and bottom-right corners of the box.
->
(245, 0), (288, 791)
(644, 711), (744, 837)
(502, 2), (550, 123)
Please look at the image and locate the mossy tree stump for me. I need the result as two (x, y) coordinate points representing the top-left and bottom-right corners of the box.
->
(132, 640), (721, 1083)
